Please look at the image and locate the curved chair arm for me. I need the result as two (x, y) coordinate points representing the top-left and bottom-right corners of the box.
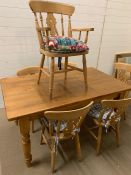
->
(72, 27), (94, 43)
(72, 28), (94, 32)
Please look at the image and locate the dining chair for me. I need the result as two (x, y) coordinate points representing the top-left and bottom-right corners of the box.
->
(85, 98), (131, 155)
(114, 52), (131, 78)
(115, 52), (131, 63)
(28, 0), (94, 99)
(114, 62), (131, 119)
(40, 101), (93, 173)
(17, 66), (39, 132)
(114, 62), (131, 84)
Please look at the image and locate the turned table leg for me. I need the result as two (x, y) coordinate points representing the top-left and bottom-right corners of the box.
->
(19, 118), (32, 167)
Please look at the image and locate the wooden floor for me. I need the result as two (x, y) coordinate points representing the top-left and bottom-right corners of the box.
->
(0, 106), (131, 175)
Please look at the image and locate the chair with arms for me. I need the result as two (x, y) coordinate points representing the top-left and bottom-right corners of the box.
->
(28, 0), (94, 98)
(17, 66), (39, 132)
(41, 101), (93, 173)
(85, 98), (131, 155)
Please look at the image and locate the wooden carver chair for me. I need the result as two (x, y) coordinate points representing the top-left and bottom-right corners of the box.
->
(40, 102), (93, 173)
(85, 98), (131, 155)
(28, 0), (94, 98)
(17, 66), (39, 132)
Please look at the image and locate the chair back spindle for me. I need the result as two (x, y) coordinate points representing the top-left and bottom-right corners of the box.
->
(61, 14), (64, 36)
(29, 0), (75, 49)
(100, 98), (131, 124)
(84, 31), (89, 43)
(68, 16), (72, 37)
(44, 102), (93, 139)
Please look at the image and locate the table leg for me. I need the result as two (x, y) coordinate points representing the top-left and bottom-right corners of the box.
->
(19, 118), (32, 167)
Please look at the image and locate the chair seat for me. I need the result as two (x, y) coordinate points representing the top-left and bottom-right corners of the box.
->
(44, 36), (88, 52)
(40, 48), (89, 57)
(42, 35), (89, 57)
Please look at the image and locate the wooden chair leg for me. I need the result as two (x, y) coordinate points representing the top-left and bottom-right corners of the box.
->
(75, 133), (82, 160)
(115, 122), (120, 147)
(40, 133), (47, 145)
(96, 126), (103, 155)
(15, 120), (19, 125)
(123, 111), (126, 120)
(40, 125), (46, 145)
(51, 149), (56, 173)
(82, 54), (88, 89)
(58, 144), (69, 163)
(64, 57), (68, 82)
(31, 120), (34, 133)
(49, 57), (55, 99)
(37, 54), (45, 84)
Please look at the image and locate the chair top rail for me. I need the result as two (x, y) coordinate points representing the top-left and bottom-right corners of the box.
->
(29, 0), (75, 15)
(114, 62), (131, 72)
(44, 101), (93, 121)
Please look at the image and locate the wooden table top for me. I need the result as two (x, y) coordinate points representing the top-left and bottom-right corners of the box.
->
(1, 68), (131, 121)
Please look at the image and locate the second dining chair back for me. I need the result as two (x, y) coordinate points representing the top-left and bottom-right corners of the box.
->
(86, 98), (131, 155)
(114, 62), (131, 83)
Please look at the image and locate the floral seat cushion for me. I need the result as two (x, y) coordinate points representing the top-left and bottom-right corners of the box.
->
(44, 36), (89, 53)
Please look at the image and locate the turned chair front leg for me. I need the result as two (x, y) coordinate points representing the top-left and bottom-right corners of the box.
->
(49, 57), (55, 99)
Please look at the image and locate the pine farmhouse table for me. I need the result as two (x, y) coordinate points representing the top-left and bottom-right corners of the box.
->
(1, 67), (131, 167)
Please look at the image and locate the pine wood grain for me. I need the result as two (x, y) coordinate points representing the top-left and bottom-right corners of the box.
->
(1, 68), (131, 121)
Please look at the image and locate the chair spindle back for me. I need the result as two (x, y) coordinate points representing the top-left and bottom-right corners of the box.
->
(99, 98), (131, 124)
(29, 0), (75, 49)
(44, 102), (93, 138)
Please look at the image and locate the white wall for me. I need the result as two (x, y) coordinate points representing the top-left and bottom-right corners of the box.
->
(97, 0), (131, 74)
(0, 0), (131, 107)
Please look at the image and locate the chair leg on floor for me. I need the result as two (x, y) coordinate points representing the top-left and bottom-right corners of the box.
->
(51, 149), (56, 173)
(96, 126), (103, 155)
(37, 54), (45, 84)
(75, 133), (82, 160)
(123, 111), (126, 120)
(115, 122), (120, 147)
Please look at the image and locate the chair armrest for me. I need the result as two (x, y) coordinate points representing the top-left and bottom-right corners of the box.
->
(72, 28), (94, 32)
(72, 28), (94, 43)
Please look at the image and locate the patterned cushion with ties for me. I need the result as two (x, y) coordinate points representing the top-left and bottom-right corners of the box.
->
(88, 102), (120, 130)
(43, 36), (89, 53)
